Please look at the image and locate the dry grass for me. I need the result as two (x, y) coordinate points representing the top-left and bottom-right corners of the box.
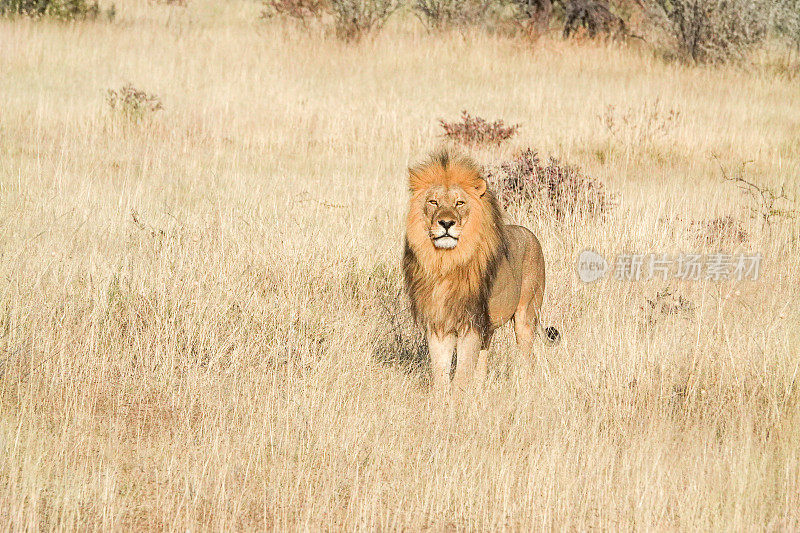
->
(1, 1), (800, 529)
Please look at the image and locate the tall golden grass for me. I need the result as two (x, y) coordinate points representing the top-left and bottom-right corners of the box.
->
(1, 1), (799, 529)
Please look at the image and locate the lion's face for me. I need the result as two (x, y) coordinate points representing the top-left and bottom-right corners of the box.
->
(423, 185), (472, 250)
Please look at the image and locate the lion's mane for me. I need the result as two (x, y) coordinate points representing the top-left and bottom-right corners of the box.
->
(403, 150), (508, 335)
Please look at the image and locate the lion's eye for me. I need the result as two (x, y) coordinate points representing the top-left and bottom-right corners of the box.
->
(428, 200), (438, 206)
(455, 200), (465, 207)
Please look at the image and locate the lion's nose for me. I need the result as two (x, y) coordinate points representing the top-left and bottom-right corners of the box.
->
(438, 219), (455, 230)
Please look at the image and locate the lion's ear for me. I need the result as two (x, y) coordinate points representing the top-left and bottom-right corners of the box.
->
(474, 178), (487, 197)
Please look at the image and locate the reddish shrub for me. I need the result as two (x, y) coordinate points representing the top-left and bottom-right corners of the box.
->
(488, 148), (613, 220)
(439, 111), (520, 146)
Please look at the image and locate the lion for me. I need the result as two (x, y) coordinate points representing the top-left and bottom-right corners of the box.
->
(403, 149), (559, 394)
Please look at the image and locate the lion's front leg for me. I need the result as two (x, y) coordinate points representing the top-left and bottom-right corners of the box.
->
(427, 330), (456, 394)
(474, 329), (494, 384)
(452, 329), (482, 393)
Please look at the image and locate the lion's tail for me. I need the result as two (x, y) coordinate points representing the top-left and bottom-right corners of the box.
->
(537, 324), (561, 346)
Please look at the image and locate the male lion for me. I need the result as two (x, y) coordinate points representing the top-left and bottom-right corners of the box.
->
(403, 149), (559, 393)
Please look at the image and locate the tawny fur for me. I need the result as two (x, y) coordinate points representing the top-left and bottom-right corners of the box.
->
(403, 150), (507, 335)
(403, 149), (559, 394)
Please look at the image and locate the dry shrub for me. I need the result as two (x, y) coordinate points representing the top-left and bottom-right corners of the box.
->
(718, 158), (798, 225)
(562, 0), (627, 38)
(641, 0), (769, 63)
(642, 287), (695, 328)
(412, 0), (494, 29)
(600, 98), (681, 144)
(262, 0), (398, 40)
(439, 110), (520, 146)
(692, 215), (748, 247)
(508, 0), (554, 38)
(261, 0), (327, 25)
(488, 148), (614, 220)
(772, 0), (800, 49)
(328, 0), (400, 41)
(506, 0), (638, 41)
(107, 84), (163, 121)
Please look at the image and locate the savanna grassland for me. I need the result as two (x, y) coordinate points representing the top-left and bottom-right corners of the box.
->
(1, 0), (800, 529)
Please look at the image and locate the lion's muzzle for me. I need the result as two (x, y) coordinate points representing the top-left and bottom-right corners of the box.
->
(431, 217), (461, 249)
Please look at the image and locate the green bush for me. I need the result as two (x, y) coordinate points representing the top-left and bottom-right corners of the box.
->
(0, 0), (101, 19)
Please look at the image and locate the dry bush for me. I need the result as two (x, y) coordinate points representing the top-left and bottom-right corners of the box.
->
(488, 148), (614, 220)
(691, 215), (748, 247)
(328, 0), (400, 40)
(718, 159), (798, 225)
(507, 0), (634, 40)
(263, 0), (399, 40)
(439, 110), (520, 146)
(106, 84), (163, 121)
(562, 0), (627, 38)
(771, 0), (800, 49)
(412, 0), (495, 29)
(505, 0), (554, 40)
(600, 98), (681, 143)
(641, 0), (769, 63)
(261, 0), (327, 25)
(642, 287), (695, 328)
